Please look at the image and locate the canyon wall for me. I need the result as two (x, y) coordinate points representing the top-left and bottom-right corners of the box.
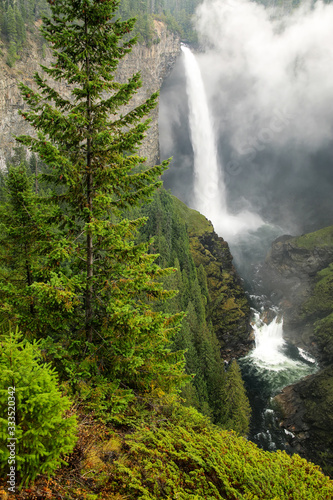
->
(0, 20), (180, 168)
(261, 226), (333, 477)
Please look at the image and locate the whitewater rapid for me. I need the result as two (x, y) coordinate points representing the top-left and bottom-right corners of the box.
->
(241, 312), (317, 415)
(248, 312), (316, 375)
(239, 311), (317, 449)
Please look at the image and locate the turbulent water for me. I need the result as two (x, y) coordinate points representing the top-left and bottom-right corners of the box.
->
(240, 311), (317, 449)
(166, 45), (319, 452)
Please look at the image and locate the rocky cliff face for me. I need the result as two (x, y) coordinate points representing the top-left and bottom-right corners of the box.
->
(262, 226), (333, 477)
(275, 367), (333, 477)
(261, 229), (333, 349)
(0, 20), (180, 168)
(186, 216), (253, 359)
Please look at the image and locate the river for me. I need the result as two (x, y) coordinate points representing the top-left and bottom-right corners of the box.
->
(160, 45), (318, 451)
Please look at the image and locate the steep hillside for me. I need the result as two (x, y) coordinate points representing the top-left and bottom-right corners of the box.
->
(132, 188), (252, 428)
(170, 195), (253, 359)
(139, 191), (253, 360)
(262, 226), (333, 476)
(2, 404), (333, 499)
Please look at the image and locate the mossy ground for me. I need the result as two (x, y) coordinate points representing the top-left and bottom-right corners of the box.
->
(170, 195), (213, 237)
(294, 226), (333, 250)
(2, 404), (333, 500)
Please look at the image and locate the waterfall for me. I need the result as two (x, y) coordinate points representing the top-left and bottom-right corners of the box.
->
(181, 45), (226, 218)
(250, 314), (291, 370)
(240, 311), (317, 450)
(244, 312), (316, 391)
(181, 45), (263, 240)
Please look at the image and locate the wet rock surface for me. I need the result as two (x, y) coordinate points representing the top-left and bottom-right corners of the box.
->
(263, 227), (333, 476)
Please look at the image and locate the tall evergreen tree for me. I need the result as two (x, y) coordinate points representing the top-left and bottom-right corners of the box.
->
(222, 360), (251, 436)
(12, 0), (188, 412)
(0, 164), (78, 339)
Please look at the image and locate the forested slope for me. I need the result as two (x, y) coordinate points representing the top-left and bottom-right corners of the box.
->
(0, 0), (200, 66)
(0, 0), (333, 498)
(134, 188), (252, 429)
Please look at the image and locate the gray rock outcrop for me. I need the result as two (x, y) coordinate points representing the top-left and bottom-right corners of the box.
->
(0, 20), (180, 168)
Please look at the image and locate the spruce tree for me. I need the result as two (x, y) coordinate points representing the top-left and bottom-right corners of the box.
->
(13, 0), (188, 412)
(222, 360), (251, 436)
(0, 327), (77, 485)
(0, 164), (78, 339)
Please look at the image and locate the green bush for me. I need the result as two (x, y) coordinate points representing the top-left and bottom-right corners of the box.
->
(109, 405), (333, 499)
(0, 327), (77, 486)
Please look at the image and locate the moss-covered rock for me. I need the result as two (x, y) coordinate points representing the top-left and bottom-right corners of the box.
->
(171, 196), (252, 359)
(266, 225), (333, 477)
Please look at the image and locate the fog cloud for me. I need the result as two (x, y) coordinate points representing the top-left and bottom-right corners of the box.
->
(160, 0), (333, 237)
(196, 0), (333, 153)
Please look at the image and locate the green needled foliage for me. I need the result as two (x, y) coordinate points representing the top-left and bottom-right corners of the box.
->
(0, 327), (77, 486)
(82, 405), (333, 500)
(223, 359), (252, 436)
(13, 0), (188, 413)
(0, 164), (79, 339)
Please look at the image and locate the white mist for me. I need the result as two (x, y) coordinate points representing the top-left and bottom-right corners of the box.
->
(181, 45), (263, 240)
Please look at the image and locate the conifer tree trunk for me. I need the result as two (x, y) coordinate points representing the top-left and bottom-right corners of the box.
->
(85, 12), (93, 337)
(14, 0), (189, 406)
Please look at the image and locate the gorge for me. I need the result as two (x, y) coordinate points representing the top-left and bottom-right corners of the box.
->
(159, 0), (333, 475)
(1, 0), (333, 491)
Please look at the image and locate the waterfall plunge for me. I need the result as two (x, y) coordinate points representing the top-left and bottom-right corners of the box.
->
(181, 45), (226, 217)
(182, 45), (263, 240)
(249, 314), (291, 370)
(247, 312), (316, 376)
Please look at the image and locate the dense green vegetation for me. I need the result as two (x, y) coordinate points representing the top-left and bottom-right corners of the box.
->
(131, 188), (251, 431)
(0, 157), (251, 434)
(0, 0), (250, 489)
(24, 404), (333, 499)
(108, 0), (201, 44)
(2, 0), (191, 419)
(112, 407), (333, 500)
(0, 0), (333, 497)
(0, 328), (77, 486)
(0, 0), (49, 66)
(0, 0), (201, 67)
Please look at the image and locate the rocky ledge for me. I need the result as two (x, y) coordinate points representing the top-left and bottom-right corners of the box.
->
(189, 229), (253, 360)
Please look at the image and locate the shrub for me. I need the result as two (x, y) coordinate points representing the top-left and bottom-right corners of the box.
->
(0, 327), (77, 486)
